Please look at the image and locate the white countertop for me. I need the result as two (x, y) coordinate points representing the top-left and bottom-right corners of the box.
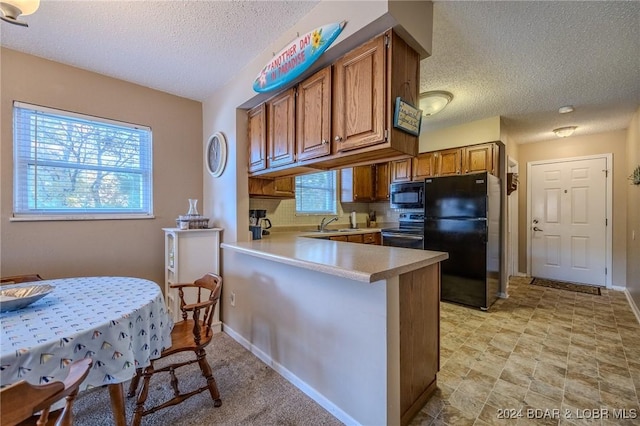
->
(221, 231), (448, 283)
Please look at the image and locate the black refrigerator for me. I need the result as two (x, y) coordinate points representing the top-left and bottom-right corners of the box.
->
(423, 172), (501, 310)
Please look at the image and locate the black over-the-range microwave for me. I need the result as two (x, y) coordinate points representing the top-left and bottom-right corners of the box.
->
(389, 181), (425, 209)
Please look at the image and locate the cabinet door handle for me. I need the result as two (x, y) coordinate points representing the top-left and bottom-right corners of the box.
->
(321, 139), (329, 145)
(334, 136), (343, 142)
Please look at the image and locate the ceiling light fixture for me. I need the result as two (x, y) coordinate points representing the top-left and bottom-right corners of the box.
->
(553, 126), (577, 138)
(419, 91), (453, 117)
(0, 0), (39, 27)
(558, 105), (574, 114)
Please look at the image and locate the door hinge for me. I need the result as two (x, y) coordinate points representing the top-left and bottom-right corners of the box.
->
(384, 129), (389, 141)
(603, 169), (609, 177)
(606, 218), (608, 226)
(605, 267), (608, 275)
(384, 34), (390, 48)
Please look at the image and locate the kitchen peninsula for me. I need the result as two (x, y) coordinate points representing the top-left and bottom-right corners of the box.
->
(221, 233), (447, 425)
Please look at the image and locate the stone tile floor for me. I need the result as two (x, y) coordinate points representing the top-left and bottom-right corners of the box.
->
(410, 277), (640, 426)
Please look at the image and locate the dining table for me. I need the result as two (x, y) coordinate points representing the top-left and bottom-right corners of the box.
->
(0, 276), (173, 425)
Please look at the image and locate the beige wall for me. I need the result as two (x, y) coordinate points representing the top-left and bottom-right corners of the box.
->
(420, 115), (501, 152)
(626, 107), (640, 307)
(0, 48), (203, 285)
(517, 131), (628, 287)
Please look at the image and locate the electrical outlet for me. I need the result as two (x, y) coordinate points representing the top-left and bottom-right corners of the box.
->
(230, 292), (236, 307)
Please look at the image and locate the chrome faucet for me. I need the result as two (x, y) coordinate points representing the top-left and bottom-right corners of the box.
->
(318, 216), (339, 231)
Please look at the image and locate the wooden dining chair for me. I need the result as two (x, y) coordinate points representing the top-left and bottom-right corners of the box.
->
(128, 273), (223, 426)
(0, 358), (92, 426)
(0, 274), (43, 285)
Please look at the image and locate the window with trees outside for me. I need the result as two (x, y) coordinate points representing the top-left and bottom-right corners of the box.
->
(295, 170), (337, 215)
(12, 102), (153, 220)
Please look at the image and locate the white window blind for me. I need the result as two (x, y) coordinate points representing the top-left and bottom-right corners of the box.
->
(13, 102), (153, 219)
(295, 171), (337, 214)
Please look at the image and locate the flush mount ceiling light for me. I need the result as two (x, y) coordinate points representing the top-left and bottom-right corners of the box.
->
(553, 126), (577, 138)
(419, 91), (453, 117)
(0, 0), (39, 27)
(558, 105), (574, 114)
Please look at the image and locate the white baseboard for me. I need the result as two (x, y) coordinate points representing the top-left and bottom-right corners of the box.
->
(622, 289), (640, 325)
(222, 324), (360, 426)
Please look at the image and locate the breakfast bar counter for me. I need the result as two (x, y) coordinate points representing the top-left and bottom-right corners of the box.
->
(221, 233), (448, 426)
(221, 231), (448, 283)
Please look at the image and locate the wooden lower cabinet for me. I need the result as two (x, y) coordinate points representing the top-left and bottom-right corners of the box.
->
(328, 232), (380, 245)
(399, 263), (440, 425)
(347, 234), (364, 243)
(363, 232), (381, 245)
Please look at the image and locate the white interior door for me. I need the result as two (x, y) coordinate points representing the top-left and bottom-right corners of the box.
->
(529, 157), (607, 286)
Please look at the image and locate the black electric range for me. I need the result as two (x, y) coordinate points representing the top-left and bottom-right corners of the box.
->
(381, 213), (425, 249)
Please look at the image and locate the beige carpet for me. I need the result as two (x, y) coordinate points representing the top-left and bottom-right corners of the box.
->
(530, 277), (602, 295)
(72, 332), (342, 425)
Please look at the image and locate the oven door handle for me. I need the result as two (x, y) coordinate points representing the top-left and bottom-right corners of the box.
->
(382, 233), (424, 240)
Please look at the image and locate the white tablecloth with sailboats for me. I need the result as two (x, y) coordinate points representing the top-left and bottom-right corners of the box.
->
(0, 276), (172, 394)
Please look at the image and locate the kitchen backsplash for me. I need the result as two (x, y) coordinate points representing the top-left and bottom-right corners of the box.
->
(248, 199), (414, 229)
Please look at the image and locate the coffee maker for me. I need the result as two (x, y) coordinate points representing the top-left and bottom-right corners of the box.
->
(249, 209), (272, 239)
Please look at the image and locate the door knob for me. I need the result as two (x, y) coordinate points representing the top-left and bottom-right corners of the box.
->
(321, 139), (329, 145)
(334, 136), (343, 142)
(533, 226), (543, 231)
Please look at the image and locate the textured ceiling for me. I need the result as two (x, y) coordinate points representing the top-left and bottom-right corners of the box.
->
(0, 0), (320, 101)
(1, 1), (639, 144)
(421, 1), (640, 143)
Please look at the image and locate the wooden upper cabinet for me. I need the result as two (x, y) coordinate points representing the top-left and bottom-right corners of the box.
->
(341, 165), (375, 202)
(332, 34), (386, 152)
(391, 158), (412, 182)
(297, 67), (332, 161)
(412, 152), (436, 180)
(248, 104), (267, 173)
(436, 148), (462, 176)
(374, 162), (391, 201)
(267, 88), (296, 169)
(248, 30), (419, 178)
(462, 143), (496, 175)
(248, 177), (295, 198)
(273, 177), (296, 197)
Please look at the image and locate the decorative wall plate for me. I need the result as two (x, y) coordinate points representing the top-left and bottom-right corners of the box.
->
(206, 132), (227, 177)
